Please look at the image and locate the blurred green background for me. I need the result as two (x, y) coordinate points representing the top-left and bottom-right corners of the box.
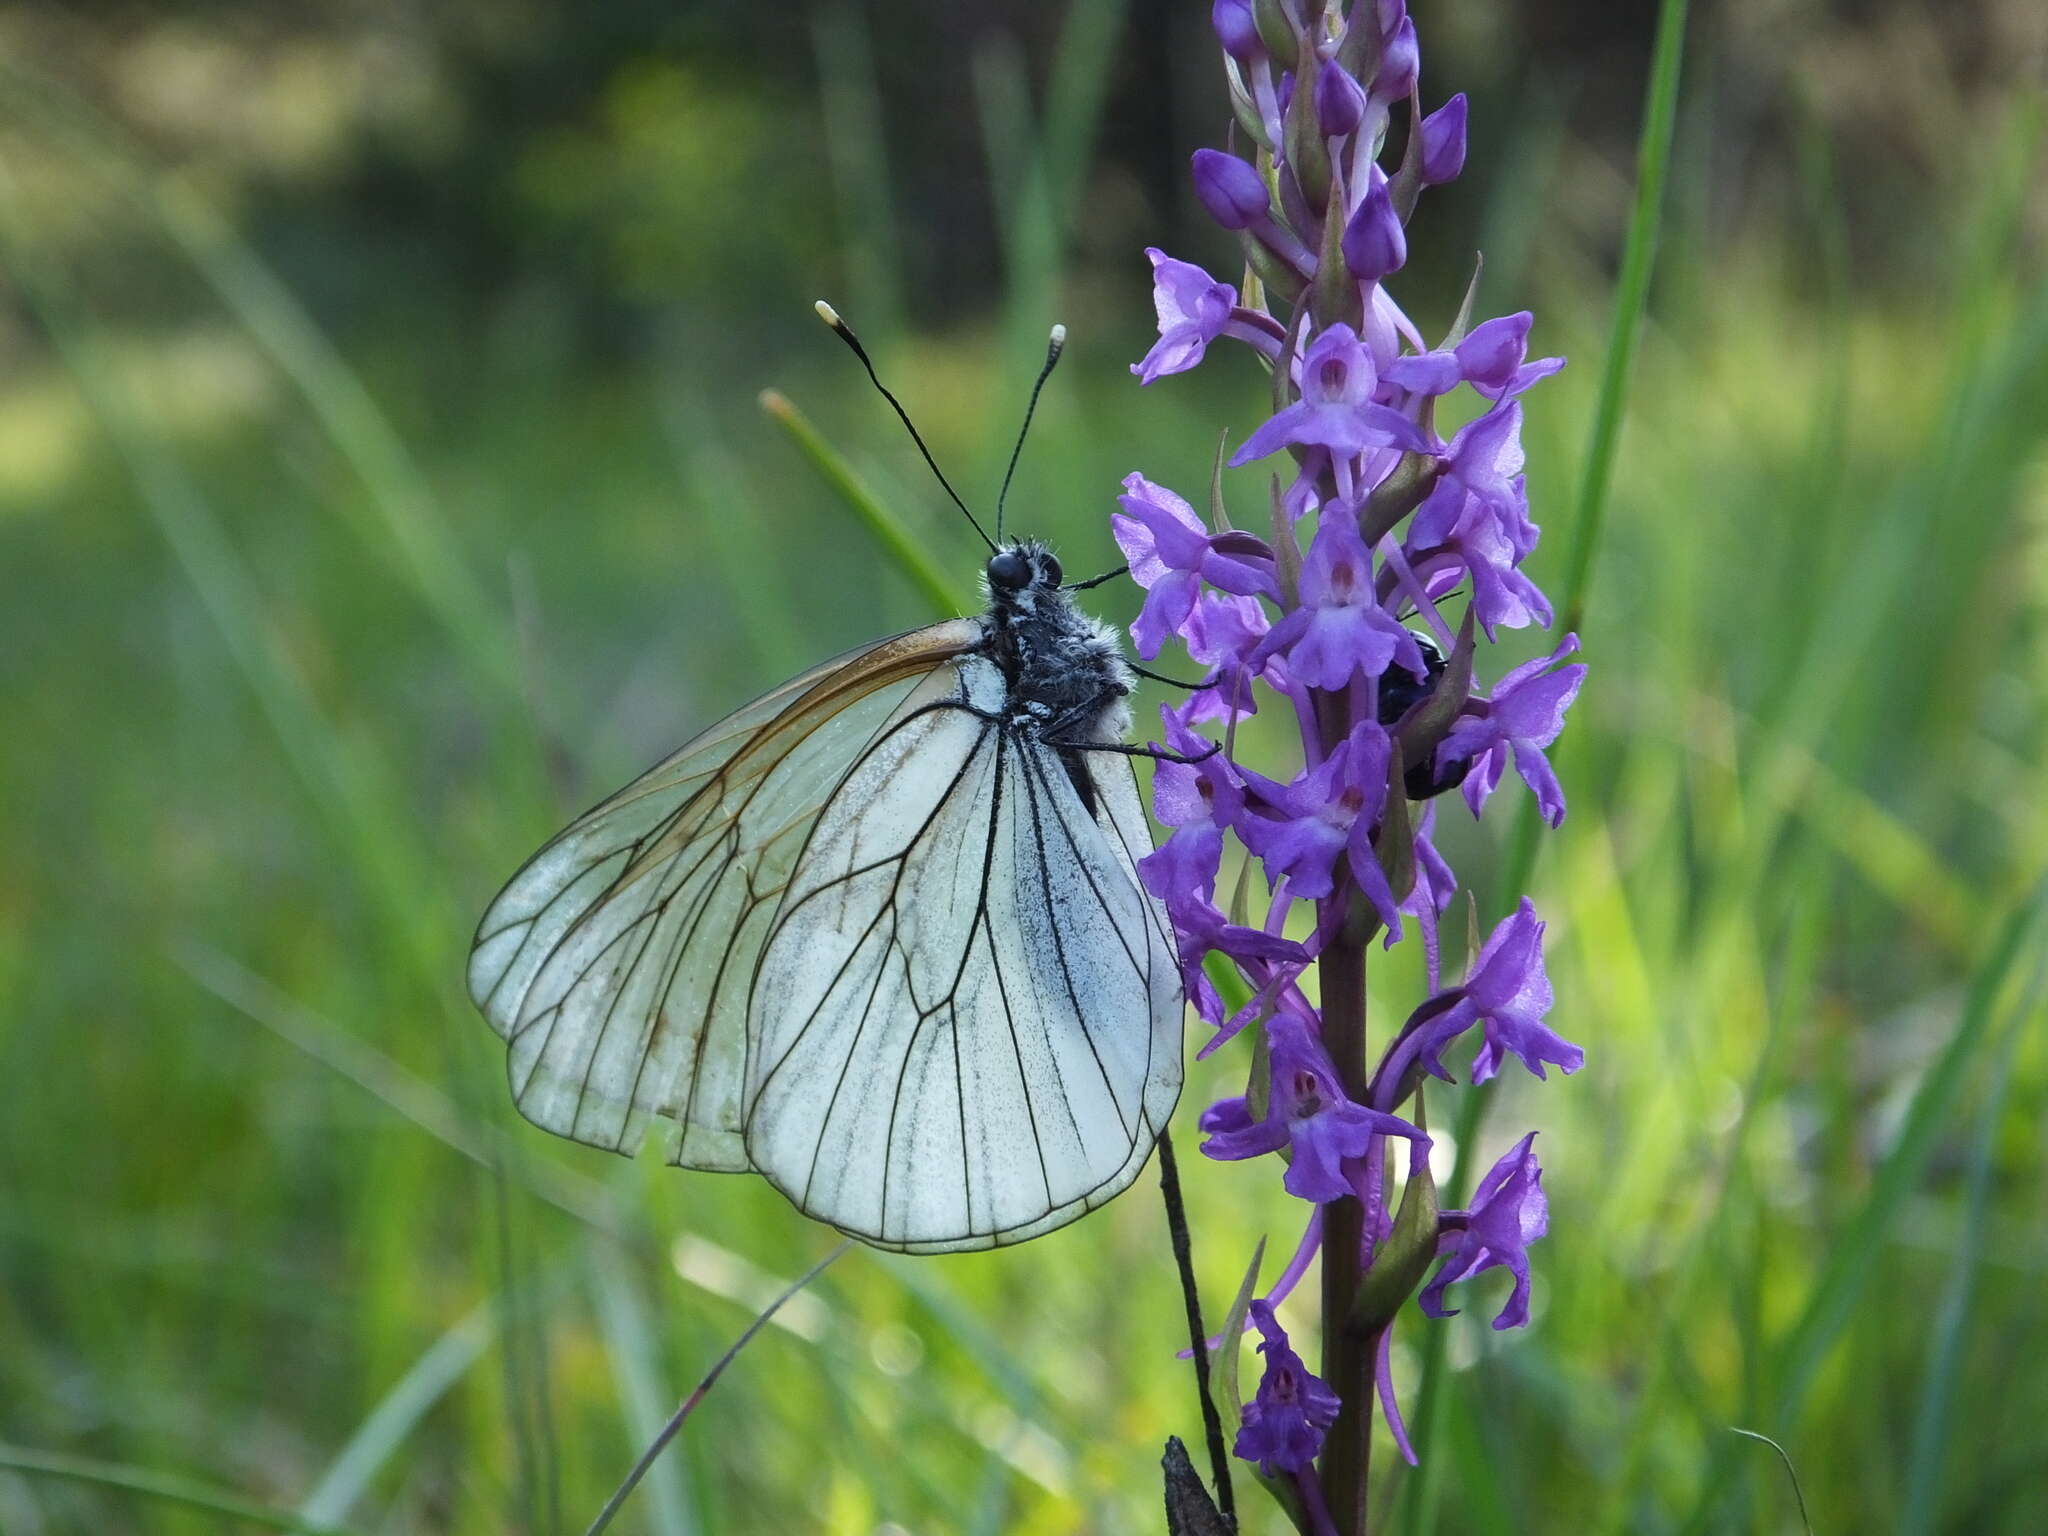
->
(3, 1), (2045, 1531)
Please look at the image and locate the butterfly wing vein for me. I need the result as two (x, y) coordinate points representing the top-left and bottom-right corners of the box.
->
(467, 630), (1182, 1253)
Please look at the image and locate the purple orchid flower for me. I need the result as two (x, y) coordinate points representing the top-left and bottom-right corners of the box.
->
(1236, 720), (1405, 935)
(1228, 324), (1430, 477)
(1166, 888), (1307, 1027)
(1410, 402), (1541, 571)
(1139, 706), (1244, 902)
(1410, 898), (1582, 1083)
(1381, 313), (1564, 401)
(1113, 473), (1277, 659)
(1201, 1012), (1426, 1204)
(1421, 1133), (1549, 1329)
(1234, 1301), (1342, 1476)
(1342, 173), (1406, 282)
(1418, 93), (1469, 185)
(1179, 592), (1272, 723)
(1437, 634), (1586, 824)
(1252, 505), (1427, 690)
(1133, 249), (1237, 384)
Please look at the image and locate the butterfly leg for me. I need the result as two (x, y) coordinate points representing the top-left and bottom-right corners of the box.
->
(1062, 563), (1129, 592)
(1075, 740), (1224, 765)
(1128, 661), (1216, 691)
(1038, 690), (1222, 765)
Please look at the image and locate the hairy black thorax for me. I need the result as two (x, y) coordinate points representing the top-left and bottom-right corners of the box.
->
(978, 538), (1134, 815)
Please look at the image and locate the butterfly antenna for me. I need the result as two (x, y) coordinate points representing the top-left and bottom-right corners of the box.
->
(995, 324), (1067, 543)
(814, 300), (997, 552)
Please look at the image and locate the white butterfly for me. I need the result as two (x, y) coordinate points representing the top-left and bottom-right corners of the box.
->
(469, 326), (1185, 1253)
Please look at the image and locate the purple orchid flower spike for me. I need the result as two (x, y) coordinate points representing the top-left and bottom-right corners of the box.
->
(1409, 898), (1582, 1084)
(1437, 634), (1586, 823)
(1121, 0), (1582, 1511)
(1133, 249), (1238, 384)
(1228, 324), (1430, 490)
(1113, 473), (1277, 659)
(1200, 1012), (1426, 1204)
(1234, 1301), (1342, 1477)
(1253, 506), (1427, 690)
(1236, 720), (1405, 935)
(1421, 1133), (1550, 1330)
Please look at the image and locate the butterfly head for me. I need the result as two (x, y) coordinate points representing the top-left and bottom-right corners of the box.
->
(984, 540), (1064, 609)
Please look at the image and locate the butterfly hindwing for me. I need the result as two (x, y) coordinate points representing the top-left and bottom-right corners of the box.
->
(746, 656), (1183, 1253)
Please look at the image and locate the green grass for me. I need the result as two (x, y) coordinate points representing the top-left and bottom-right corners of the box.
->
(3, 27), (2047, 1536)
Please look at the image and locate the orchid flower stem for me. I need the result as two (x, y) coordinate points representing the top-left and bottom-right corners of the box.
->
(1316, 887), (1374, 1536)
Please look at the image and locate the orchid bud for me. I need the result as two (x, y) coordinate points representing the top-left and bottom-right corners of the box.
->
(1342, 175), (1406, 280)
(1212, 0), (1262, 61)
(1373, 16), (1418, 103)
(1191, 148), (1269, 230)
(1316, 59), (1367, 138)
(1420, 92), (1469, 184)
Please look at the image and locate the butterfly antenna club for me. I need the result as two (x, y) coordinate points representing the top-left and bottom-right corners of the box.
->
(813, 300), (997, 551)
(996, 324), (1067, 542)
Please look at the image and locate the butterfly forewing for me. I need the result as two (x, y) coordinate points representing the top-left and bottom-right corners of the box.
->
(467, 620), (982, 1169)
(746, 656), (1182, 1253)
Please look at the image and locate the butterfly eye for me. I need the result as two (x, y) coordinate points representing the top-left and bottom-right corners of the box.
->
(1039, 553), (1064, 586)
(987, 549), (1032, 590)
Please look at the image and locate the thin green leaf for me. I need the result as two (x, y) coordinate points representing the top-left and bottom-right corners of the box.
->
(1214, 1235), (1268, 1443)
(1900, 974), (2035, 1532)
(589, 1259), (696, 1536)
(758, 388), (968, 619)
(1727, 1430), (1813, 1536)
(0, 1443), (366, 1536)
(297, 1300), (498, 1528)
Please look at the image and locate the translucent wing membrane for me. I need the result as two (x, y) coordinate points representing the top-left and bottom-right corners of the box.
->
(469, 631), (1183, 1254)
(749, 657), (1183, 1253)
(468, 621), (981, 1170)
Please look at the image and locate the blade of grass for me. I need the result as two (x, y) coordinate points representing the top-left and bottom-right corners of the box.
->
(1679, 882), (2048, 1531)
(584, 1241), (852, 1536)
(1551, 0), (1692, 645)
(1405, 3), (1690, 1525)
(296, 1299), (499, 1528)
(976, 0), (1129, 368)
(813, 2), (907, 342)
(0, 1444), (366, 1536)
(1726, 1430), (1813, 1536)
(589, 1259), (697, 1536)
(1900, 966), (2035, 1534)
(759, 388), (969, 617)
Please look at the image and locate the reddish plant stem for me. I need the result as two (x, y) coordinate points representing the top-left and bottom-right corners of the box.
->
(1317, 892), (1375, 1536)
